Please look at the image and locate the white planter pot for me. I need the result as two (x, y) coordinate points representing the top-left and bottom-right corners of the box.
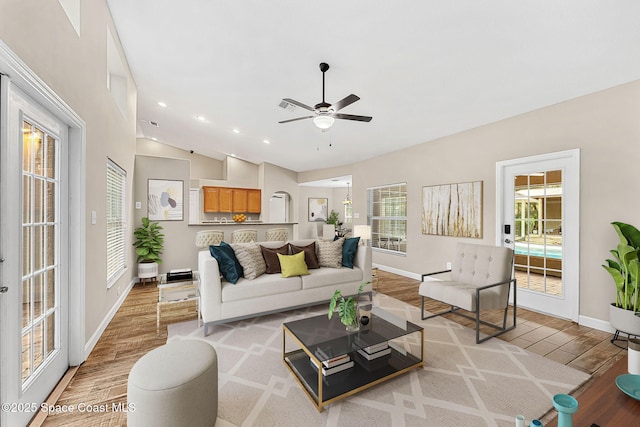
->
(138, 262), (158, 279)
(610, 303), (640, 336)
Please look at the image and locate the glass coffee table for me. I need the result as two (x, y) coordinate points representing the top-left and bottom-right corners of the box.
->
(283, 307), (424, 412)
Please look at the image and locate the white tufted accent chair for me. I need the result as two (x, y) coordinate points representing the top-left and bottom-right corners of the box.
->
(419, 243), (516, 343)
(230, 229), (258, 243)
(195, 230), (224, 248)
(265, 228), (289, 242)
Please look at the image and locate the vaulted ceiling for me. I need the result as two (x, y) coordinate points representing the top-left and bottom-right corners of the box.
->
(107, 1), (640, 172)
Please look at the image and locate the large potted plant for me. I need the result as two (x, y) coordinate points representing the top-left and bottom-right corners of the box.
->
(133, 217), (165, 281)
(602, 221), (640, 336)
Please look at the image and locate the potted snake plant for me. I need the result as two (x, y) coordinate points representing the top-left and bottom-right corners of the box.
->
(602, 221), (640, 336)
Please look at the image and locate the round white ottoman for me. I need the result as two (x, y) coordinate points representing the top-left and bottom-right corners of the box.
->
(127, 340), (218, 427)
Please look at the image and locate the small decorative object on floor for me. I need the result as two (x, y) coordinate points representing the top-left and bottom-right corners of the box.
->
(529, 420), (543, 427)
(628, 338), (640, 374)
(515, 414), (525, 427)
(552, 393), (578, 427)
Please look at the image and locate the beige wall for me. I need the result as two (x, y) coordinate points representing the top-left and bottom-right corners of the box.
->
(0, 0), (138, 344)
(300, 80), (640, 324)
(136, 138), (224, 180)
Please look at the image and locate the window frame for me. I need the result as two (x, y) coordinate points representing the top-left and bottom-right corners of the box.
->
(106, 158), (127, 287)
(367, 182), (407, 255)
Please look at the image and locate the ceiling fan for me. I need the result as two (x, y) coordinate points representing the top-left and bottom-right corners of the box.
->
(279, 62), (372, 130)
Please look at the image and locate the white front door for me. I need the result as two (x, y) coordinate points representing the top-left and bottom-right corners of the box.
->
(496, 149), (580, 321)
(1, 79), (70, 427)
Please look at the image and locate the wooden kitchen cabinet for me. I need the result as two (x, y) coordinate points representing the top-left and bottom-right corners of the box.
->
(247, 189), (261, 213)
(202, 186), (260, 213)
(202, 186), (220, 212)
(232, 189), (248, 212)
(219, 188), (233, 212)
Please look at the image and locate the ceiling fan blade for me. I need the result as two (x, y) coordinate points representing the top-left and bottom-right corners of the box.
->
(278, 116), (314, 124)
(331, 94), (360, 112)
(332, 113), (372, 122)
(283, 98), (316, 112)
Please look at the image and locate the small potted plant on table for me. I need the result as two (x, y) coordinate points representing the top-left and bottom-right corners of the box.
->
(328, 283), (368, 331)
(133, 217), (165, 284)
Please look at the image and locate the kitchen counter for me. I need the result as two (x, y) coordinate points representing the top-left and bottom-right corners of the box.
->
(189, 222), (298, 243)
(192, 222), (297, 226)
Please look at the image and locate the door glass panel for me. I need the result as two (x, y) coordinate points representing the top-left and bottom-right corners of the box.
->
(21, 119), (60, 389)
(513, 170), (563, 296)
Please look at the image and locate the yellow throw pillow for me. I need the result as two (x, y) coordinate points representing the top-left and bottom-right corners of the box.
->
(277, 251), (309, 278)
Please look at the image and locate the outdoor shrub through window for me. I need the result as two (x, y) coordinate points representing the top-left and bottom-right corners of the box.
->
(367, 183), (407, 254)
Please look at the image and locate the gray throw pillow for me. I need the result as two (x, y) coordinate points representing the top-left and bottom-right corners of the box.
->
(231, 241), (266, 280)
(316, 238), (344, 268)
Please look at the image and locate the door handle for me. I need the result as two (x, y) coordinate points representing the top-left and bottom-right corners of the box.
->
(0, 286), (8, 293)
(504, 238), (512, 244)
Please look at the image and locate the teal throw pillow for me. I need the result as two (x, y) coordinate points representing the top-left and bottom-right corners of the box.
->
(209, 242), (243, 284)
(342, 236), (360, 268)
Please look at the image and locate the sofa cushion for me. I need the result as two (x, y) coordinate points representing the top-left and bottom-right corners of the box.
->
(209, 242), (243, 284)
(316, 238), (344, 268)
(260, 244), (289, 274)
(290, 241), (320, 269)
(278, 251), (309, 278)
(341, 237), (360, 268)
(301, 266), (363, 290)
(221, 274), (302, 302)
(230, 241), (266, 280)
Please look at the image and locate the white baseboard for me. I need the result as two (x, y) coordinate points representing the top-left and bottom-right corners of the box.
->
(83, 277), (136, 359)
(579, 314), (615, 334)
(373, 264), (422, 281)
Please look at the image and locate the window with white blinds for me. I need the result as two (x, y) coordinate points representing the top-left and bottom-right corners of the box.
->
(106, 158), (126, 287)
(367, 183), (407, 254)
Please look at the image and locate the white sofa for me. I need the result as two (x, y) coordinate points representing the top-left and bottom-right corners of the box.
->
(198, 239), (372, 336)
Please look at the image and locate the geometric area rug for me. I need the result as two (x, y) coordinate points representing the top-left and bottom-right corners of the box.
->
(167, 294), (590, 427)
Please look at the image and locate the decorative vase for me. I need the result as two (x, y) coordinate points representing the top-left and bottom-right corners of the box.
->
(552, 394), (578, 427)
(344, 303), (360, 331)
(609, 303), (640, 336)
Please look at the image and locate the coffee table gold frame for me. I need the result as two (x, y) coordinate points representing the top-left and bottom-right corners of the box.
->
(282, 317), (424, 412)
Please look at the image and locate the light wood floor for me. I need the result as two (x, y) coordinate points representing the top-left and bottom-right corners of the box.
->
(32, 270), (625, 426)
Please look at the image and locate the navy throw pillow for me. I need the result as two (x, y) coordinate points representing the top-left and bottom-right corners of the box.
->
(342, 236), (360, 268)
(209, 242), (243, 284)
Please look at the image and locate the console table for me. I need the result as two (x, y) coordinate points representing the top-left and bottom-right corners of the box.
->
(546, 354), (639, 426)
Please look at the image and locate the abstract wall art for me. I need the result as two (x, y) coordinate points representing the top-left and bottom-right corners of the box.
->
(308, 197), (328, 222)
(148, 179), (183, 221)
(422, 181), (482, 238)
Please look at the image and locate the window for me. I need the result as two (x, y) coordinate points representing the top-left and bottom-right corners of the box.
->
(367, 183), (407, 254)
(106, 159), (126, 286)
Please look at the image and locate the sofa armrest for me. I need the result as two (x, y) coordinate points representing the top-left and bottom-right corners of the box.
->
(198, 250), (223, 322)
(354, 245), (372, 283)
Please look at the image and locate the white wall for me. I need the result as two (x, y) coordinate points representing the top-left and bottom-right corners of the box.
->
(0, 0), (138, 343)
(299, 80), (640, 324)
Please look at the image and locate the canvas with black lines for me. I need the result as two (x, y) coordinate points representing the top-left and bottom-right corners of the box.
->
(422, 180), (482, 238)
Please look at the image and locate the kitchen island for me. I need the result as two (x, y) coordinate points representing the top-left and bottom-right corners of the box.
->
(189, 222), (297, 242)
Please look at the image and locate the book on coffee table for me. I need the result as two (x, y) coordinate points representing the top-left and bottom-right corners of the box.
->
(310, 358), (355, 376)
(357, 347), (392, 361)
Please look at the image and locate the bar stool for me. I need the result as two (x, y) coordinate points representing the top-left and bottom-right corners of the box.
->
(231, 229), (258, 243)
(265, 228), (288, 242)
(195, 230), (224, 248)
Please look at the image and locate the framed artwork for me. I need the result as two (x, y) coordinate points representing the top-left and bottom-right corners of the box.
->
(148, 179), (184, 221)
(308, 197), (328, 222)
(422, 181), (482, 238)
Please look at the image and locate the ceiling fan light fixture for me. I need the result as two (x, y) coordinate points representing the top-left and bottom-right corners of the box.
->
(313, 115), (335, 130)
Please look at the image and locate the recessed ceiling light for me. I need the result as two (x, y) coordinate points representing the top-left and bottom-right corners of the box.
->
(230, 153), (236, 157)
(151, 137), (158, 141)
(157, 101), (167, 107)
(233, 129), (240, 134)
(263, 139), (270, 144)
(196, 115), (206, 122)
